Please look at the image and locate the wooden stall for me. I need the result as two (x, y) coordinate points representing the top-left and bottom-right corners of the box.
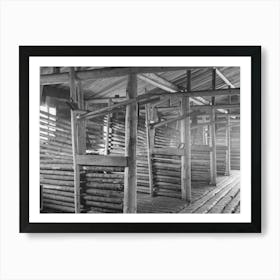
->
(40, 66), (241, 214)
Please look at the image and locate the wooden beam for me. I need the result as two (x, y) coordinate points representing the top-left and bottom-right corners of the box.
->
(191, 120), (228, 129)
(77, 81), (87, 154)
(78, 91), (160, 120)
(209, 69), (217, 186)
(225, 93), (232, 175)
(152, 96), (172, 108)
(192, 104), (240, 110)
(150, 113), (190, 129)
(40, 67), (189, 85)
(216, 122), (240, 133)
(124, 73), (138, 213)
(104, 99), (112, 155)
(69, 68), (80, 213)
(138, 72), (235, 117)
(181, 70), (191, 202)
(86, 97), (127, 103)
(145, 88), (240, 98)
(81, 89), (240, 121)
(145, 104), (154, 196)
(138, 73), (179, 93)
(225, 115), (231, 176)
(192, 145), (213, 152)
(76, 155), (127, 167)
(40, 85), (44, 105)
(150, 112), (236, 130)
(215, 68), (236, 88)
(152, 147), (185, 156)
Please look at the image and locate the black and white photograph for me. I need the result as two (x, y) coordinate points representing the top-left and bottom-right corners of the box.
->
(39, 66), (241, 215)
(20, 46), (260, 233)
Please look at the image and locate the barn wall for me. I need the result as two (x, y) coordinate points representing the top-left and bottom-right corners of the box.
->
(40, 99), (240, 213)
(40, 107), (75, 213)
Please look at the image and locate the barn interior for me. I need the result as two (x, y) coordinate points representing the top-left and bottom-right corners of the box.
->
(40, 66), (240, 214)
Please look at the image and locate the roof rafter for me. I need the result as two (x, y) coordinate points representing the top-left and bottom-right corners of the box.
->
(40, 67), (192, 85)
(138, 73), (179, 93)
(215, 68), (236, 88)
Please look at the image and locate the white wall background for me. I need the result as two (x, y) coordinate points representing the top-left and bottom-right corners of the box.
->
(0, 0), (279, 279)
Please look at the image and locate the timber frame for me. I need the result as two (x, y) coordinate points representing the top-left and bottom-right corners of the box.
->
(20, 46), (261, 233)
(53, 67), (241, 212)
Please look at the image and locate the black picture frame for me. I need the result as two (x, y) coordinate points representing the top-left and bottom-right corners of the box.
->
(20, 46), (261, 233)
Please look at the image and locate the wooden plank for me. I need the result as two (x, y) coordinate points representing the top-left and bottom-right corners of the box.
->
(225, 114), (231, 175)
(181, 175), (238, 213)
(150, 106), (239, 130)
(142, 88), (240, 98)
(209, 69), (217, 185)
(138, 73), (179, 92)
(40, 85), (44, 105)
(181, 70), (191, 202)
(215, 68), (236, 88)
(222, 190), (240, 213)
(123, 73), (138, 213)
(208, 182), (239, 213)
(192, 145), (213, 152)
(69, 67), (80, 213)
(40, 67), (190, 85)
(192, 104), (239, 110)
(145, 103), (154, 196)
(152, 147), (185, 156)
(194, 180), (239, 213)
(79, 90), (159, 120)
(104, 98), (112, 155)
(191, 120), (227, 129)
(150, 113), (190, 129)
(77, 81), (87, 154)
(76, 154), (127, 167)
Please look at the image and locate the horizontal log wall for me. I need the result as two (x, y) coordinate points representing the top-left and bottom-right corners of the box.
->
(231, 126), (240, 170)
(136, 116), (150, 194)
(191, 148), (211, 183)
(216, 123), (240, 171)
(82, 166), (124, 213)
(86, 104), (107, 154)
(82, 105), (125, 212)
(109, 110), (151, 195)
(216, 127), (227, 175)
(40, 110), (76, 213)
(153, 126), (211, 198)
(153, 126), (181, 198)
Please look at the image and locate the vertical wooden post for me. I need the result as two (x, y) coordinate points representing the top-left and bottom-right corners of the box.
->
(40, 85), (44, 105)
(69, 68), (80, 213)
(145, 103), (154, 196)
(105, 98), (112, 155)
(150, 105), (156, 152)
(225, 93), (231, 175)
(124, 73), (138, 213)
(40, 185), (43, 211)
(181, 70), (192, 202)
(210, 68), (217, 185)
(77, 81), (86, 154)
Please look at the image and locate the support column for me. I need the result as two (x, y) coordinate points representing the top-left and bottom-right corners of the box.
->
(77, 81), (86, 154)
(225, 93), (231, 175)
(181, 70), (191, 202)
(124, 74), (138, 213)
(104, 98), (112, 155)
(209, 68), (217, 185)
(145, 103), (154, 196)
(69, 68), (80, 213)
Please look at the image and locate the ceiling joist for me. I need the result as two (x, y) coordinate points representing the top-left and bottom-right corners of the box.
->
(40, 67), (193, 85)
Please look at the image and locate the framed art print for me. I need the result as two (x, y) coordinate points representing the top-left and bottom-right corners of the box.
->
(19, 46), (261, 233)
